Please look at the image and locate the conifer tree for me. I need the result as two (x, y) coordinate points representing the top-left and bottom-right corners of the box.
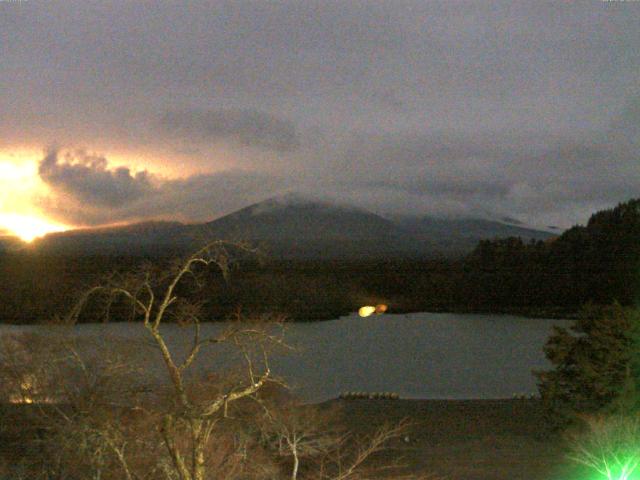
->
(536, 304), (640, 428)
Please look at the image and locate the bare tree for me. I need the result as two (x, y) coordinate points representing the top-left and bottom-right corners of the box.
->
(62, 241), (289, 480)
(317, 419), (417, 480)
(258, 400), (340, 480)
(0, 331), (151, 480)
(256, 397), (437, 480)
(1, 241), (438, 480)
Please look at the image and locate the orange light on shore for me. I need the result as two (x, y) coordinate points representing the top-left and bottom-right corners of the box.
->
(375, 304), (388, 314)
(358, 306), (376, 317)
(358, 304), (388, 317)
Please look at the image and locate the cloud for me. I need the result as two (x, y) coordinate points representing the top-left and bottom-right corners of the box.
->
(159, 109), (299, 152)
(38, 149), (155, 208)
(37, 85), (640, 231)
(37, 149), (286, 226)
(3, 2), (640, 229)
(312, 119), (640, 225)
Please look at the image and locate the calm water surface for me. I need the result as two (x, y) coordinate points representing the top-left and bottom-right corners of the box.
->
(0, 312), (569, 402)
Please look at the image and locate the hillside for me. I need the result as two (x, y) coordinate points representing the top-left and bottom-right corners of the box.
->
(33, 221), (192, 255)
(32, 194), (554, 259)
(396, 216), (554, 254)
(461, 198), (640, 311)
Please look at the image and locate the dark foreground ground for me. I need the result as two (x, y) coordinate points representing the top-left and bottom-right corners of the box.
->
(1, 399), (581, 479)
(329, 398), (577, 480)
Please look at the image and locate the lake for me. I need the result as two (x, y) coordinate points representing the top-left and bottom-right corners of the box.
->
(0, 312), (569, 402)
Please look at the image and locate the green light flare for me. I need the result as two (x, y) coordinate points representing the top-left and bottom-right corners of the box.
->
(576, 456), (640, 480)
(566, 414), (640, 480)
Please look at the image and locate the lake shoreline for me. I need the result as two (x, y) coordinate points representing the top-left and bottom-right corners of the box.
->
(2, 398), (572, 479)
(0, 304), (577, 325)
(322, 397), (573, 479)
(290, 305), (578, 322)
(0, 399), (573, 480)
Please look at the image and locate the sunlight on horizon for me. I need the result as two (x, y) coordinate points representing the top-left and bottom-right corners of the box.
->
(0, 154), (70, 242)
(0, 213), (68, 242)
(0, 147), (189, 244)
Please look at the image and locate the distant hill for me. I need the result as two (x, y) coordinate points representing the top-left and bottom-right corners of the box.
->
(203, 194), (399, 240)
(396, 216), (555, 254)
(198, 194), (424, 258)
(33, 194), (555, 258)
(33, 221), (192, 256)
(0, 235), (25, 253)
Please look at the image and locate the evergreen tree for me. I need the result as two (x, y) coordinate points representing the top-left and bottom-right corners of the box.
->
(536, 304), (640, 428)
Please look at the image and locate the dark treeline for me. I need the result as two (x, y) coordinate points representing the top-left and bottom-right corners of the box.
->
(463, 198), (640, 314)
(0, 253), (460, 323)
(1, 198), (639, 323)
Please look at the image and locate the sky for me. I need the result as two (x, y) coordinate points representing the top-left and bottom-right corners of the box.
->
(1, 0), (639, 240)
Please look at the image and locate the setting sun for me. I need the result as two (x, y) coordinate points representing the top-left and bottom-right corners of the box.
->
(0, 213), (68, 242)
(0, 152), (70, 242)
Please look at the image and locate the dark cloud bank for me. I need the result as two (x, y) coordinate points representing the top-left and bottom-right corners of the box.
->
(3, 1), (639, 228)
(159, 109), (300, 153)
(39, 150), (155, 208)
(37, 149), (285, 226)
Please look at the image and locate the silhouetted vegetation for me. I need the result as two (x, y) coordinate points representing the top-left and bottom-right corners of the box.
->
(1, 198), (639, 323)
(0, 242), (423, 480)
(536, 304), (640, 429)
(463, 198), (640, 314)
(535, 303), (640, 478)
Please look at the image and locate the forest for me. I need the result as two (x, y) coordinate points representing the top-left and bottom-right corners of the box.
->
(0, 198), (638, 324)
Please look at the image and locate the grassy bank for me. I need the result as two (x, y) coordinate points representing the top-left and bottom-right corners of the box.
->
(324, 398), (576, 480)
(2, 399), (590, 479)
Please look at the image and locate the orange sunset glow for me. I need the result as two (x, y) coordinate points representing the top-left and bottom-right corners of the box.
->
(0, 146), (184, 241)
(0, 151), (70, 241)
(0, 213), (68, 243)
(0, 144), (258, 241)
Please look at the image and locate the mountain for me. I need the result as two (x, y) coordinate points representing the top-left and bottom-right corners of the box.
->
(396, 216), (555, 253)
(33, 221), (192, 255)
(198, 194), (422, 258)
(202, 194), (399, 240)
(33, 194), (556, 258)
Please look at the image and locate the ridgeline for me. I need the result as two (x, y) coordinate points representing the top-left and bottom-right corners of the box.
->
(0, 199), (638, 323)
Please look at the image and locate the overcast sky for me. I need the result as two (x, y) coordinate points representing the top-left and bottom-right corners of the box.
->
(1, 0), (639, 233)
